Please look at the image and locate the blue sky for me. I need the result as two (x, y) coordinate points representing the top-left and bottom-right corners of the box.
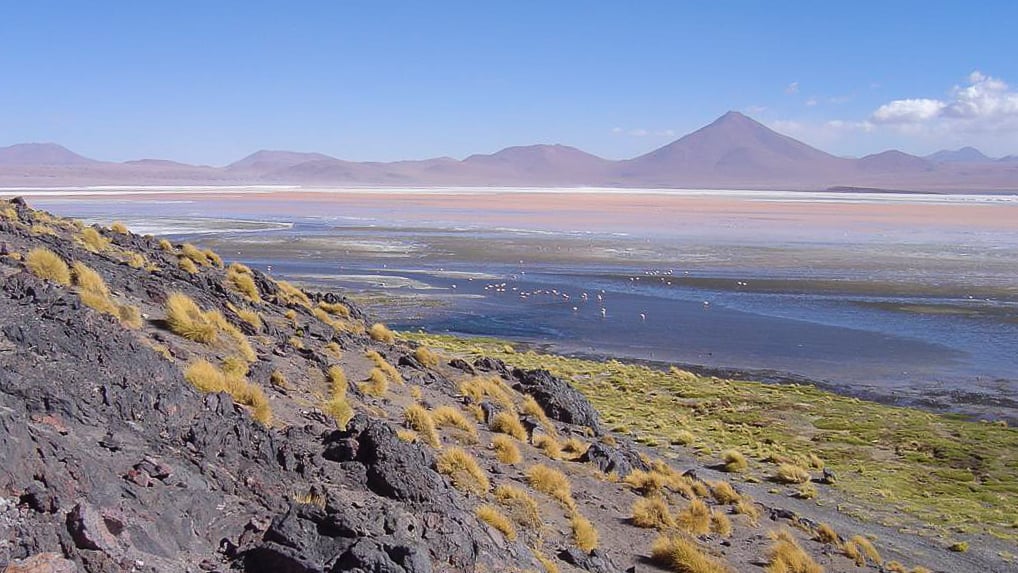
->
(2, 1), (1016, 164)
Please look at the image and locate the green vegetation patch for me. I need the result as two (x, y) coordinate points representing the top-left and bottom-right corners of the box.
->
(404, 332), (1018, 544)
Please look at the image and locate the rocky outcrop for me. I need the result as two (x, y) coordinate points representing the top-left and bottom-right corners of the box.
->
(510, 368), (603, 434)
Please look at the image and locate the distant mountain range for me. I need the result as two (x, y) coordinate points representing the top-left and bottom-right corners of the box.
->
(2, 111), (1017, 192)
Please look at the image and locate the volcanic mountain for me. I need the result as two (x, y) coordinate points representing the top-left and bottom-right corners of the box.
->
(2, 113), (1018, 191)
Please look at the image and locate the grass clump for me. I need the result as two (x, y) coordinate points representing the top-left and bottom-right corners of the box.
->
(561, 436), (589, 457)
(436, 447), (489, 495)
(226, 263), (261, 302)
(203, 248), (223, 267)
(318, 300), (350, 317)
(327, 365), (347, 397)
(270, 370), (288, 389)
(26, 248), (71, 285)
(184, 359), (271, 425)
(490, 411), (527, 441)
(365, 350), (402, 384)
(710, 510), (732, 537)
(813, 523), (838, 544)
(526, 464), (574, 509)
(180, 243), (210, 266)
(775, 464), (811, 484)
(413, 345), (440, 368)
(432, 405), (478, 441)
(766, 529), (822, 573)
(165, 292), (218, 343)
(369, 322), (396, 343)
(522, 395), (556, 435)
(493, 484), (541, 528)
(80, 227), (109, 252)
(458, 375), (516, 411)
(849, 535), (881, 564)
(178, 256), (198, 274)
(360, 368), (389, 397)
(404, 404), (440, 448)
(676, 498), (712, 536)
(158, 238), (174, 251)
(709, 481), (740, 505)
(720, 450), (748, 473)
(533, 434), (562, 460)
(672, 429), (696, 446)
(276, 280), (311, 307)
(631, 496), (676, 529)
(324, 341), (343, 359)
(492, 434), (522, 464)
(948, 541), (968, 552)
(109, 221), (129, 234)
(323, 396), (354, 429)
(571, 514), (598, 552)
(650, 535), (732, 573)
(734, 497), (761, 524)
(476, 504), (516, 541)
(624, 469), (668, 496)
(70, 262), (144, 329)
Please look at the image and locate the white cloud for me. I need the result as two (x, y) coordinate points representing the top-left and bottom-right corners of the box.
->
(785, 81), (799, 95)
(871, 98), (946, 123)
(805, 98), (817, 107)
(869, 71), (1018, 132)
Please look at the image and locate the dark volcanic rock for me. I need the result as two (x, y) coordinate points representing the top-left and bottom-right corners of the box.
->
(510, 368), (603, 434)
(579, 441), (649, 478)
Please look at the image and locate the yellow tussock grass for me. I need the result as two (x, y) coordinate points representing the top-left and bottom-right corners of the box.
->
(276, 280), (311, 307)
(561, 437), (589, 457)
(409, 385), (422, 401)
(720, 450), (748, 473)
(165, 292), (218, 343)
(492, 434), (522, 464)
(458, 376), (516, 411)
(318, 300), (350, 317)
(413, 345), (440, 368)
(624, 469), (667, 496)
(491, 411), (527, 441)
(226, 264), (261, 302)
(676, 499), (712, 536)
(436, 447), (489, 495)
(709, 481), (740, 505)
(26, 248), (70, 285)
(432, 405), (478, 440)
(849, 535), (881, 565)
(711, 510), (732, 537)
(631, 496), (675, 529)
(476, 504), (516, 540)
(493, 484), (541, 528)
(178, 256), (198, 274)
(109, 221), (129, 234)
(323, 395), (354, 429)
(324, 341), (343, 358)
(521, 395), (556, 435)
(766, 529), (823, 573)
(270, 370), (288, 389)
(466, 403), (485, 422)
(327, 365), (347, 398)
(396, 429), (418, 443)
(368, 322), (396, 343)
(672, 429), (696, 446)
(651, 535), (732, 573)
(366, 350), (403, 384)
(117, 304), (142, 329)
(80, 227), (109, 252)
(536, 552), (559, 573)
(235, 307), (262, 330)
(360, 368), (389, 397)
(526, 464), (574, 509)
(775, 464), (811, 484)
(404, 404), (440, 448)
(180, 243), (210, 266)
(734, 497), (761, 524)
(184, 359), (271, 425)
(158, 238), (174, 251)
(533, 433), (562, 460)
(571, 514), (598, 552)
(813, 523), (838, 544)
(203, 249), (222, 267)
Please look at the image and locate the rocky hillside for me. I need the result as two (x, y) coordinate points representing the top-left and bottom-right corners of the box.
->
(0, 198), (988, 572)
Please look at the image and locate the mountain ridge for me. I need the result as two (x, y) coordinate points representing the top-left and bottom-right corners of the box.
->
(2, 113), (1017, 192)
